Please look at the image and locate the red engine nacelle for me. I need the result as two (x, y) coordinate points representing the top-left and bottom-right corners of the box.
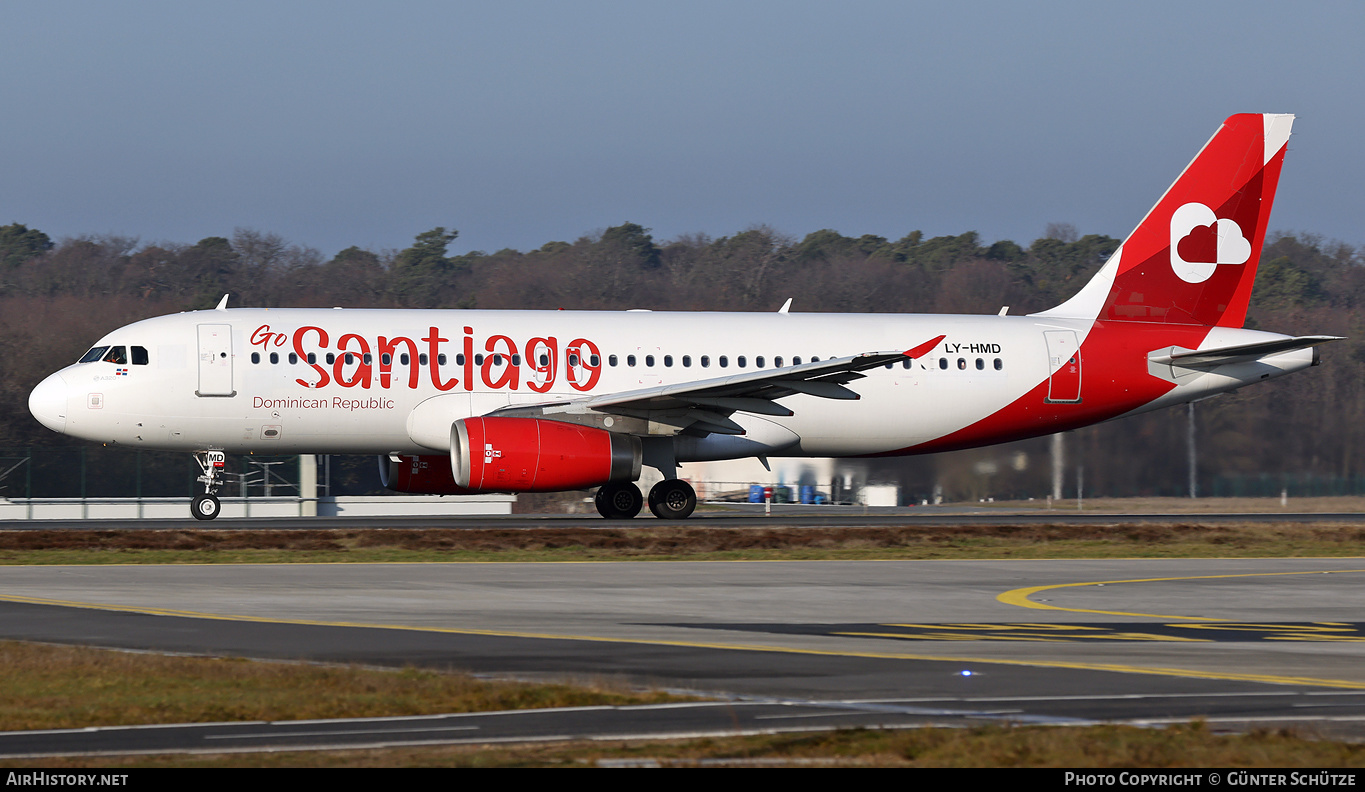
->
(452, 417), (641, 492)
(377, 454), (477, 494)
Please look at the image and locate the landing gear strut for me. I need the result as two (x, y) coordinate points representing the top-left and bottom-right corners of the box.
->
(192, 450), (226, 521)
(648, 479), (696, 520)
(595, 482), (643, 519)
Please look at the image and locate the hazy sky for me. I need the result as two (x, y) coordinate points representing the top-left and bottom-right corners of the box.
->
(5, 1), (1362, 258)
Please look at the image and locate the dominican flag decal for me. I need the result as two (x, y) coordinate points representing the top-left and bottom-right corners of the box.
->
(115, 367), (128, 376)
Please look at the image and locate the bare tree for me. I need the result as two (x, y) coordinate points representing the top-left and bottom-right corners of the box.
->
(1044, 222), (1079, 243)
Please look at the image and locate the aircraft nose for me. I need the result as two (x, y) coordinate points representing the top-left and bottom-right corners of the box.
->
(28, 372), (68, 434)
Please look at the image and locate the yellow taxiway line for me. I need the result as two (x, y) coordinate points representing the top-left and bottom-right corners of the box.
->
(996, 568), (1365, 621)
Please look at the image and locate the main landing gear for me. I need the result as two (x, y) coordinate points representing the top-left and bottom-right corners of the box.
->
(647, 479), (696, 520)
(191, 450), (226, 521)
(594, 479), (696, 520)
(595, 481), (643, 519)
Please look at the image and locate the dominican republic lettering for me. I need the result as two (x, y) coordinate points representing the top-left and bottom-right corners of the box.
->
(250, 324), (602, 393)
(251, 397), (396, 410)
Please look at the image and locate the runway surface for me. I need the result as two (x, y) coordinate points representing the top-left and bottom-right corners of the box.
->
(4, 554), (1365, 755)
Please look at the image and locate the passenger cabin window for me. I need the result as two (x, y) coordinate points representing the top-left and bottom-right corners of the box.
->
(682, 355), (691, 367)
(645, 355), (654, 367)
(700, 355), (710, 368)
(719, 356), (728, 368)
(664, 355), (673, 367)
(738, 356), (747, 368)
(756, 356), (765, 368)
(609, 354), (618, 366)
(269, 352), (279, 364)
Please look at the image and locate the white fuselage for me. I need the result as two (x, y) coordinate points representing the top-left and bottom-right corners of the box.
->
(28, 307), (1314, 461)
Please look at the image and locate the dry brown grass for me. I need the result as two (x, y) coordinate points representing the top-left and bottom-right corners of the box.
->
(1, 521), (1364, 564)
(0, 641), (684, 732)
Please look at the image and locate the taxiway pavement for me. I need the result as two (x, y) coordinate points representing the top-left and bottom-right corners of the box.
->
(4, 556), (1365, 753)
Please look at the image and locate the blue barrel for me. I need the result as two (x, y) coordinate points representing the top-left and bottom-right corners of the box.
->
(748, 485), (764, 503)
(800, 485), (815, 504)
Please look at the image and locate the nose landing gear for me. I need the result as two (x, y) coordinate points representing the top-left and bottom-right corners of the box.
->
(191, 492), (221, 521)
(192, 450), (226, 521)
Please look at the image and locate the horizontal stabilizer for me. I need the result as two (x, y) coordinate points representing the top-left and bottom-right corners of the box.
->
(1150, 335), (1343, 368)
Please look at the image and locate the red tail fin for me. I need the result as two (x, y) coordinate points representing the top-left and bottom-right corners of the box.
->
(1040, 114), (1293, 328)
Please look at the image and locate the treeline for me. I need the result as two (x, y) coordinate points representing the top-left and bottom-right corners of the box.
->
(1, 221), (1361, 500)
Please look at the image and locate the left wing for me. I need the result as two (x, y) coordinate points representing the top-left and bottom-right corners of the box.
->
(493, 335), (944, 436)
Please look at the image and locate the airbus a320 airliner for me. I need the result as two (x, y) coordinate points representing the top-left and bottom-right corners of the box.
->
(28, 114), (1337, 521)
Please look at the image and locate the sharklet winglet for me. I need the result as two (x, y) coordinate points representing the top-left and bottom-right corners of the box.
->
(905, 334), (946, 359)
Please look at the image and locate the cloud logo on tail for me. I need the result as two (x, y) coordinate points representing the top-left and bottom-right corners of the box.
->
(1169, 202), (1251, 283)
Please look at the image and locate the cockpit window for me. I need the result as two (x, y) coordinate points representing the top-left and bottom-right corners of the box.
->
(80, 345), (145, 364)
(79, 346), (109, 364)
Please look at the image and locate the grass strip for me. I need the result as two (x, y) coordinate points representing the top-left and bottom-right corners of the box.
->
(1, 523), (1365, 565)
(0, 641), (684, 733)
